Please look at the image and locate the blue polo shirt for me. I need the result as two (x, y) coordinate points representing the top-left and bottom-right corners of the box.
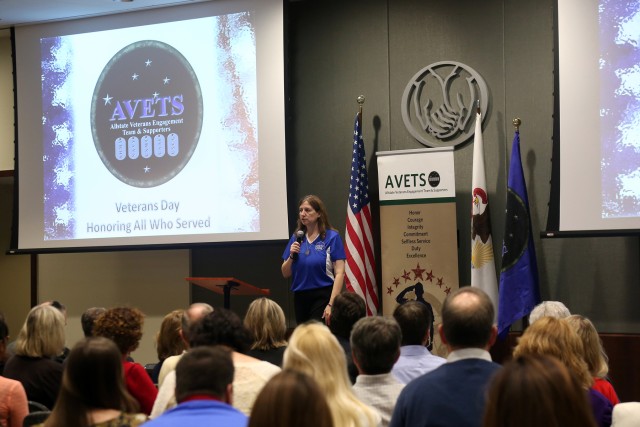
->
(282, 229), (346, 292)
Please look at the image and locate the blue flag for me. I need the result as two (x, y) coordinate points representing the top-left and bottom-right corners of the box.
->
(498, 130), (541, 339)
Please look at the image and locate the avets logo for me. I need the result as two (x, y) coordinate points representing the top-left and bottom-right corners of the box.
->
(91, 40), (203, 188)
(384, 171), (441, 188)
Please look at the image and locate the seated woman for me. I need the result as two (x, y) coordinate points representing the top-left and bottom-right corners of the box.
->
(249, 369), (333, 427)
(565, 315), (620, 405)
(0, 316), (28, 427)
(151, 308), (281, 417)
(43, 337), (147, 427)
(3, 305), (65, 409)
(93, 307), (157, 415)
(513, 317), (612, 427)
(151, 309), (186, 384)
(244, 298), (287, 367)
(283, 322), (380, 427)
(483, 354), (597, 427)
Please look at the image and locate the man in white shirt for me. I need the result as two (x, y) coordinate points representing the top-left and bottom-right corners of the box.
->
(351, 316), (404, 427)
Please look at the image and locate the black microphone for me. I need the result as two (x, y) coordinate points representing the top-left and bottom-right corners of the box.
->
(292, 230), (304, 261)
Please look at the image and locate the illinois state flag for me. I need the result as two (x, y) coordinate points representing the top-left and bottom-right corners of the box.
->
(470, 111), (499, 315)
(498, 129), (541, 339)
(345, 112), (379, 315)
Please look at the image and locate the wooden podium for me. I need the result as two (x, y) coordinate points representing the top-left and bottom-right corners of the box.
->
(186, 277), (270, 309)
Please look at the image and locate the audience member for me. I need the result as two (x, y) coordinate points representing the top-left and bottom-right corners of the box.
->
(3, 304), (65, 409)
(157, 303), (213, 387)
(391, 301), (445, 384)
(151, 308), (280, 417)
(284, 322), (380, 427)
(612, 402), (640, 427)
(483, 354), (597, 427)
(248, 370), (333, 427)
(513, 317), (612, 427)
(143, 346), (247, 427)
(528, 300), (570, 324)
(80, 307), (107, 337)
(390, 287), (501, 427)
(328, 292), (366, 383)
(395, 282), (435, 351)
(244, 298), (287, 367)
(43, 337), (147, 427)
(351, 316), (404, 427)
(0, 315), (28, 427)
(565, 314), (620, 405)
(151, 310), (186, 384)
(93, 307), (157, 415)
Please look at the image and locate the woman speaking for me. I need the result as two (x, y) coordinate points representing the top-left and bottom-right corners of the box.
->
(281, 195), (345, 325)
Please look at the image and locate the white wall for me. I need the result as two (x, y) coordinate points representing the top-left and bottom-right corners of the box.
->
(39, 250), (189, 364)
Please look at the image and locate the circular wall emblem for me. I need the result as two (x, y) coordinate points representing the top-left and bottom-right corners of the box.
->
(91, 40), (203, 188)
(401, 61), (489, 148)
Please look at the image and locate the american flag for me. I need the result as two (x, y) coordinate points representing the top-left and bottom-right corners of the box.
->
(345, 112), (379, 315)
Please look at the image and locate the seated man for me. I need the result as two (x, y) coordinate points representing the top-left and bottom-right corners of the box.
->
(391, 301), (446, 384)
(328, 292), (366, 383)
(390, 287), (501, 427)
(351, 316), (404, 427)
(143, 346), (247, 427)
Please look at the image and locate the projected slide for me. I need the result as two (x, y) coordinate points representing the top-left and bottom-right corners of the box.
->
(40, 14), (259, 241)
(600, 0), (640, 219)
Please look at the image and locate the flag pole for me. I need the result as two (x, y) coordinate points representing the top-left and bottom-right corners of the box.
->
(513, 117), (521, 132)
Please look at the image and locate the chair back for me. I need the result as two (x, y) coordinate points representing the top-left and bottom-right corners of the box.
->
(27, 401), (49, 413)
(23, 410), (51, 427)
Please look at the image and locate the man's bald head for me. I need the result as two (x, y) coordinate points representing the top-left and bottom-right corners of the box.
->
(441, 287), (494, 349)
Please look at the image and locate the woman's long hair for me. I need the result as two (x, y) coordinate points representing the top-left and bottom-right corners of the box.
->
(14, 305), (65, 358)
(249, 370), (333, 427)
(244, 298), (287, 351)
(44, 337), (139, 427)
(513, 317), (592, 389)
(295, 195), (334, 239)
(564, 315), (609, 378)
(283, 322), (377, 427)
(483, 354), (597, 427)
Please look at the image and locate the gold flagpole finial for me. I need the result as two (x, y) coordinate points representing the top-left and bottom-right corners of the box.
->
(357, 95), (365, 116)
(512, 117), (521, 132)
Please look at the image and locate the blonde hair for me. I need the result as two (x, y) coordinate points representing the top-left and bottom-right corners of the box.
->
(564, 315), (609, 378)
(15, 305), (65, 358)
(513, 317), (592, 389)
(283, 322), (377, 427)
(244, 298), (287, 351)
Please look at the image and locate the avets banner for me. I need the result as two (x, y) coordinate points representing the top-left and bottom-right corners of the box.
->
(377, 148), (459, 357)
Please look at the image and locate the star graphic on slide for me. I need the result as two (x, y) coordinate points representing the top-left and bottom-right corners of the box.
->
(393, 277), (400, 288)
(412, 263), (426, 280)
(386, 286), (394, 295)
(102, 94), (113, 105)
(144, 166), (150, 173)
(132, 73), (139, 80)
(444, 286), (452, 295)
(437, 277), (444, 288)
(401, 270), (412, 282)
(145, 59), (152, 67)
(163, 77), (171, 84)
(426, 270), (434, 282)
(152, 92), (159, 99)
